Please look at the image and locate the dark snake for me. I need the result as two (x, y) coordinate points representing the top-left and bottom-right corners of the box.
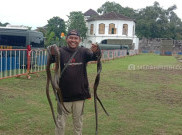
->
(93, 45), (109, 135)
(46, 44), (109, 133)
(46, 45), (69, 127)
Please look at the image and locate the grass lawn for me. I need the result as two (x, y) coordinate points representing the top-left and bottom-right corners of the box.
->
(1, 53), (182, 135)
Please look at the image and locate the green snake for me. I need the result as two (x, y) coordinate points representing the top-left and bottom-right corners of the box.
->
(93, 46), (109, 135)
(46, 45), (69, 127)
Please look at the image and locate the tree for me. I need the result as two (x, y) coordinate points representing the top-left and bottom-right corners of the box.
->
(45, 31), (59, 45)
(120, 7), (137, 18)
(135, 1), (182, 39)
(67, 11), (88, 40)
(97, 1), (123, 14)
(36, 27), (47, 37)
(0, 22), (9, 26)
(97, 1), (182, 39)
(46, 16), (66, 39)
(45, 16), (66, 46)
(97, 1), (136, 18)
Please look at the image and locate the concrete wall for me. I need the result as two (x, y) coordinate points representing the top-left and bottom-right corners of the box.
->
(139, 38), (182, 52)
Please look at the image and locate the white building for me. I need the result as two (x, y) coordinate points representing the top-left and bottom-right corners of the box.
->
(83, 9), (139, 50)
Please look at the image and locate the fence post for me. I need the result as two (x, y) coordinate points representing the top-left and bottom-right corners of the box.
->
(27, 45), (31, 79)
(113, 50), (115, 60)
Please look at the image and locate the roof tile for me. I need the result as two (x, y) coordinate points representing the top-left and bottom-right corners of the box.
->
(87, 11), (134, 21)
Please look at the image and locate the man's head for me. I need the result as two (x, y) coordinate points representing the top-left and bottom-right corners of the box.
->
(66, 30), (81, 49)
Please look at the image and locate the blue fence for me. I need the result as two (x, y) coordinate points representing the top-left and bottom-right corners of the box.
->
(140, 50), (181, 55)
(178, 52), (182, 55)
(37, 55), (47, 66)
(0, 57), (19, 71)
(0, 49), (137, 79)
(164, 51), (172, 55)
(142, 50), (149, 53)
(154, 51), (160, 55)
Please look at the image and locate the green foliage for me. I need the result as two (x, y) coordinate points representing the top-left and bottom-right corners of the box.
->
(135, 2), (182, 39)
(45, 16), (66, 46)
(67, 11), (88, 40)
(97, 1), (123, 14)
(1, 1), (182, 42)
(36, 27), (47, 37)
(97, 1), (136, 18)
(47, 16), (66, 37)
(45, 31), (56, 45)
(97, 1), (182, 40)
(0, 22), (9, 26)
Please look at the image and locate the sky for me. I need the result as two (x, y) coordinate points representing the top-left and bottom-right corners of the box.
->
(0, 0), (182, 30)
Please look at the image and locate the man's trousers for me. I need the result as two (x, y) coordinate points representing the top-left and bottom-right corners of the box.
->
(55, 100), (85, 135)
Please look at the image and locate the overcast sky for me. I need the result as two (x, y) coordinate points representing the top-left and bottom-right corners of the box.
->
(0, 0), (181, 29)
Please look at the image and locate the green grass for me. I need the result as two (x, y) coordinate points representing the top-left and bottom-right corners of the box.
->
(1, 54), (182, 135)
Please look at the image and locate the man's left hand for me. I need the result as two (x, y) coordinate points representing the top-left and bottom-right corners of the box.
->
(90, 44), (99, 53)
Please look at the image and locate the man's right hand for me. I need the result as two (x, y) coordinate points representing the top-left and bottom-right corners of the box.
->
(48, 44), (58, 55)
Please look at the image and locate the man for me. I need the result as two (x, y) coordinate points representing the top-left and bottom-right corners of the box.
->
(50, 30), (100, 135)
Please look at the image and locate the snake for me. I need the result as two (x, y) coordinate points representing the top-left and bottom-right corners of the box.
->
(46, 44), (69, 127)
(46, 44), (108, 133)
(93, 45), (109, 135)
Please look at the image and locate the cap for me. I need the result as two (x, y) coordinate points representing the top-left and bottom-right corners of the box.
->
(67, 30), (80, 37)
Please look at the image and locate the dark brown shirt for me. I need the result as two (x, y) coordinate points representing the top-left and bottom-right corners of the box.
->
(52, 46), (98, 102)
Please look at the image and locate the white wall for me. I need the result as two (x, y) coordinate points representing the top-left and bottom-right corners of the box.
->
(83, 19), (139, 49)
(87, 20), (135, 37)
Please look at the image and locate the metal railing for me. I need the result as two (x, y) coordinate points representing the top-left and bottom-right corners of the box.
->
(101, 50), (127, 60)
(139, 50), (182, 55)
(30, 49), (47, 73)
(0, 49), (28, 79)
(0, 48), (138, 80)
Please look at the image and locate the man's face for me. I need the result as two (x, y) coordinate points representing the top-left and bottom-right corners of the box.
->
(66, 35), (81, 49)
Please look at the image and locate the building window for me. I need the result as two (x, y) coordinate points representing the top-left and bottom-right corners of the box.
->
(90, 24), (94, 35)
(133, 25), (135, 36)
(123, 24), (128, 35)
(99, 23), (105, 34)
(109, 23), (116, 34)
